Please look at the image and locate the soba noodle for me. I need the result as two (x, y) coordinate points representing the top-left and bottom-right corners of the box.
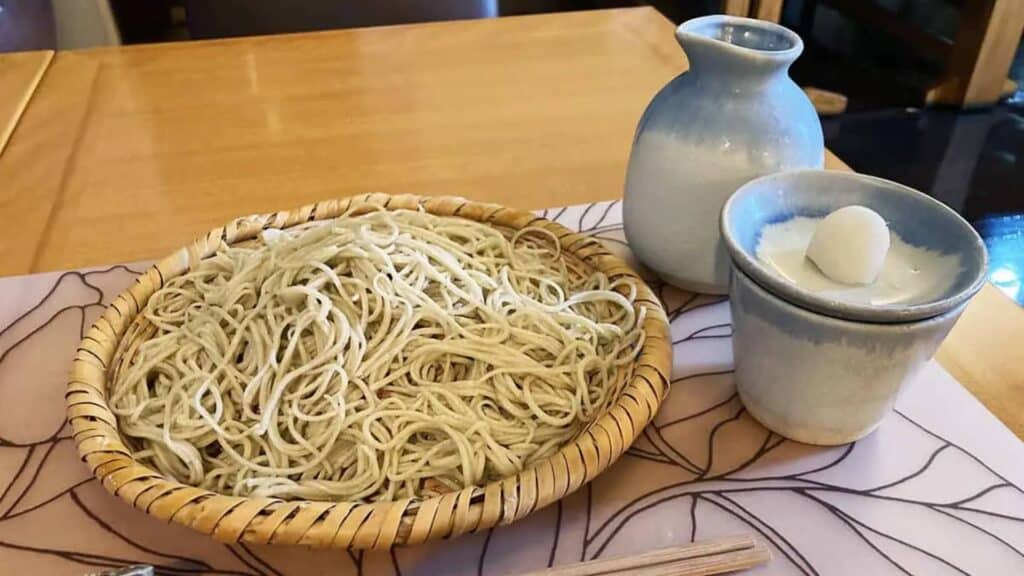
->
(109, 208), (645, 502)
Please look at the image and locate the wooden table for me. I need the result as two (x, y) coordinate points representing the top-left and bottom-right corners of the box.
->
(0, 7), (1021, 436)
(0, 50), (52, 155)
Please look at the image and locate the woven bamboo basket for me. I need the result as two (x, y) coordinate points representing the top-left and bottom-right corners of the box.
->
(66, 193), (671, 550)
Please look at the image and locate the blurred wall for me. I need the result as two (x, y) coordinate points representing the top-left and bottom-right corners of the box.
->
(52, 0), (120, 48)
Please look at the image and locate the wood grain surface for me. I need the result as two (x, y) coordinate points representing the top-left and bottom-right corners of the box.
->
(0, 8), (848, 274)
(0, 50), (52, 156)
(0, 7), (1020, 437)
(935, 283), (1024, 438)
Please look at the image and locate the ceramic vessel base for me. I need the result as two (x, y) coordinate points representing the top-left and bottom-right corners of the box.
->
(738, 387), (885, 446)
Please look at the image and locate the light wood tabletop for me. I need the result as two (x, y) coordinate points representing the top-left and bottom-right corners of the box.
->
(0, 50), (52, 155)
(0, 7), (1020, 436)
(0, 8), (689, 276)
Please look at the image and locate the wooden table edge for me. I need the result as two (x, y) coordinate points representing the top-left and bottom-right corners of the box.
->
(0, 50), (54, 157)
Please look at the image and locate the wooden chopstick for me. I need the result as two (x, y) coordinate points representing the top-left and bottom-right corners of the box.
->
(520, 535), (770, 576)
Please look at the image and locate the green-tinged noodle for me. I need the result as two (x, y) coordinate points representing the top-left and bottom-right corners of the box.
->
(109, 209), (645, 502)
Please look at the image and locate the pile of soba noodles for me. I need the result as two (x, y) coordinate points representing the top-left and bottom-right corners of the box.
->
(109, 208), (645, 503)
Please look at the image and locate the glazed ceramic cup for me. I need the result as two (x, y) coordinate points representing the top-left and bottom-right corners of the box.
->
(720, 170), (988, 445)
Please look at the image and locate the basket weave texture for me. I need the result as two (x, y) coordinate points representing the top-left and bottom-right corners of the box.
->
(66, 193), (672, 549)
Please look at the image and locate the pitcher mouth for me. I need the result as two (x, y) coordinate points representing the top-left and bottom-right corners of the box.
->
(676, 15), (803, 61)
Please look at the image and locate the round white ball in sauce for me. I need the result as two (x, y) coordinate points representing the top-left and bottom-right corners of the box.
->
(806, 205), (890, 285)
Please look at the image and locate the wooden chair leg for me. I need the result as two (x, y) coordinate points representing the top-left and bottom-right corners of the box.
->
(927, 0), (1024, 107)
(753, 0), (784, 23)
(721, 0), (752, 17)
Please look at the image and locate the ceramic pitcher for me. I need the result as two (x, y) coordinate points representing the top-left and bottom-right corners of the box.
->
(623, 15), (824, 294)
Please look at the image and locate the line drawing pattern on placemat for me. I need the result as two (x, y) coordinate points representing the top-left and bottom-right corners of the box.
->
(0, 201), (1021, 575)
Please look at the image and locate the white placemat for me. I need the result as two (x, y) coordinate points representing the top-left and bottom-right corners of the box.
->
(0, 200), (1021, 575)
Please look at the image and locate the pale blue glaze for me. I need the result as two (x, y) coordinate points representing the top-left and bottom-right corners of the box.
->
(720, 170), (988, 445)
(729, 266), (963, 445)
(721, 169), (988, 322)
(623, 15), (824, 295)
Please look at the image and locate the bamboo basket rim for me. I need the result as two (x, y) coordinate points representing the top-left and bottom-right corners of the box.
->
(66, 193), (672, 550)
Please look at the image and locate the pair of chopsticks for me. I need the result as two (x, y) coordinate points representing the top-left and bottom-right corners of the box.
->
(520, 535), (770, 576)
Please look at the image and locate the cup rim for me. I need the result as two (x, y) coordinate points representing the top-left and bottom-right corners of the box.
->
(720, 169), (989, 323)
(731, 263), (970, 329)
(675, 15), (804, 62)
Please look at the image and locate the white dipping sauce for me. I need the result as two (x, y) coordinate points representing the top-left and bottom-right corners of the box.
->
(756, 216), (962, 306)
